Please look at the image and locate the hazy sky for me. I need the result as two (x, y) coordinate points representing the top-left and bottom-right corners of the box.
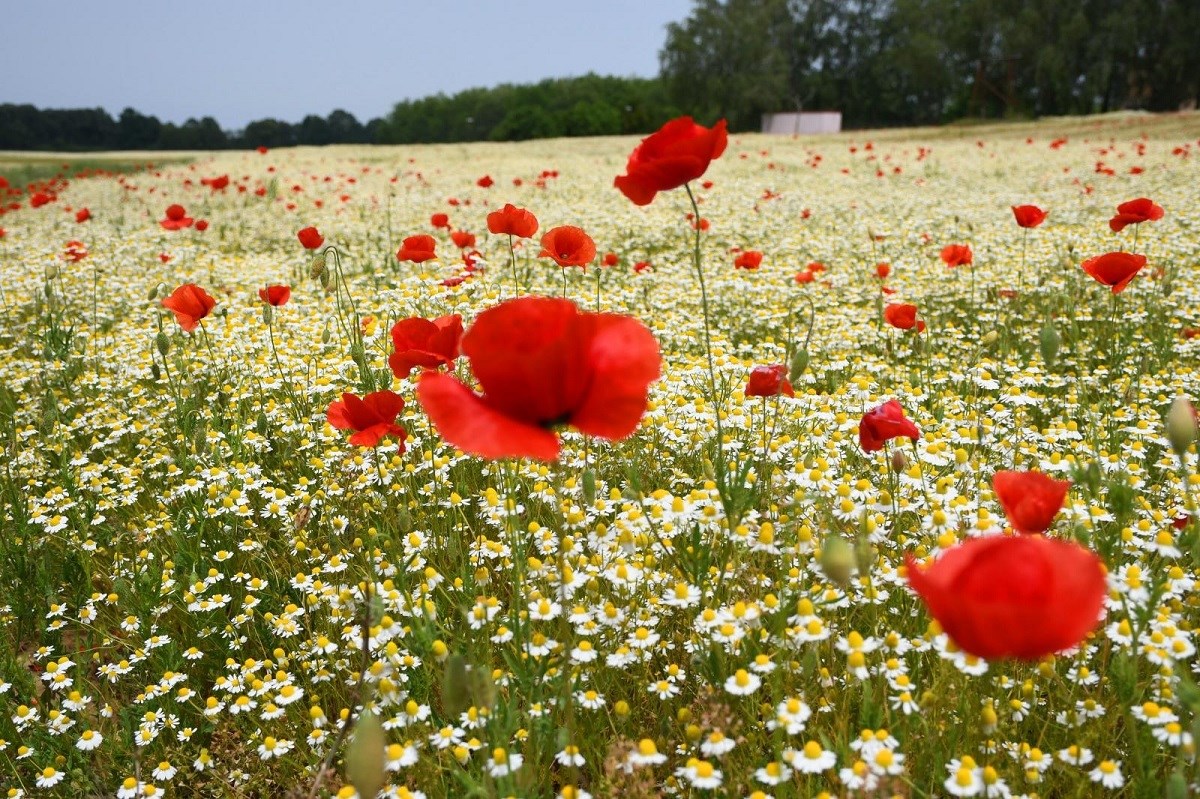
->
(2, 0), (694, 129)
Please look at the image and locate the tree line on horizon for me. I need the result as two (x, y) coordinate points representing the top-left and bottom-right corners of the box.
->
(2, 0), (1196, 152)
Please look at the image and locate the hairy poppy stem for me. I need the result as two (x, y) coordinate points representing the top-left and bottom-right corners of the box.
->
(683, 183), (728, 503)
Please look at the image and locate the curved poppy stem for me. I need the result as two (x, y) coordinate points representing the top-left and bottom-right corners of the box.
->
(683, 183), (727, 502)
(507, 234), (519, 297)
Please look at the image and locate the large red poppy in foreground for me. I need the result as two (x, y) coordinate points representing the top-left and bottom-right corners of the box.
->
(417, 297), (660, 461)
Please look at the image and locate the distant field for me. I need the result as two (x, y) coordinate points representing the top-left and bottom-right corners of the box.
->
(0, 111), (1198, 798)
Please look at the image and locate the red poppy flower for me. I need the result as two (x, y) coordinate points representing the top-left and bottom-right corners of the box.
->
(614, 116), (729, 206)
(992, 471), (1071, 535)
(884, 303), (925, 331)
(416, 297), (660, 461)
(476, 175), (494, 188)
(389, 315), (463, 378)
(430, 213), (450, 230)
(875, 263), (891, 279)
(297, 226), (324, 249)
(161, 283), (216, 332)
(1108, 197), (1164, 232)
(940, 244), (973, 267)
(794, 270), (814, 284)
(539, 225), (596, 268)
(75, 208), (91, 223)
(256, 145), (269, 154)
(160, 204), (194, 231)
(1081, 251), (1147, 294)
(601, 252), (619, 267)
(1011, 205), (1047, 228)
(205, 175), (230, 191)
(734, 250), (763, 270)
(258, 285), (291, 306)
(195, 219), (209, 232)
(486, 204), (538, 238)
(64, 241), (87, 262)
(633, 260), (652, 273)
(30, 192), (53, 208)
(396, 234), (438, 263)
(326, 390), (407, 449)
(745, 364), (793, 398)
(450, 230), (476, 249)
(906, 534), (1106, 660)
(859, 399), (921, 452)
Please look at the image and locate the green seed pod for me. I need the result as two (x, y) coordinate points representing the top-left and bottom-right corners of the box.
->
(155, 332), (170, 357)
(345, 710), (386, 799)
(1039, 321), (1061, 367)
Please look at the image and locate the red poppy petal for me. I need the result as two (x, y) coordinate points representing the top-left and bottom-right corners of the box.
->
(570, 314), (661, 440)
(418, 372), (560, 461)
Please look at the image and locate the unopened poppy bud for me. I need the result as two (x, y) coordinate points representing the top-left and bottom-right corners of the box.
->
(155, 332), (170, 356)
(309, 252), (328, 280)
(789, 348), (810, 382)
(890, 449), (908, 473)
(1166, 771), (1189, 799)
(345, 709), (385, 799)
(147, 284), (161, 301)
(261, 304), (273, 326)
(1166, 397), (1197, 456)
(1039, 321), (1061, 366)
(702, 458), (716, 480)
(442, 654), (469, 718)
(321, 327), (332, 344)
(581, 469), (596, 506)
(45, 265), (60, 280)
(855, 536), (876, 575)
(982, 331), (998, 346)
(150, 362), (161, 381)
(820, 534), (855, 586)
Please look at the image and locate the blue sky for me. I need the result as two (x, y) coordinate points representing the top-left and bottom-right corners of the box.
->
(2, 0), (694, 129)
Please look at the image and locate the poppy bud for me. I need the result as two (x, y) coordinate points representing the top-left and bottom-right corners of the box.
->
(261, 304), (273, 326)
(394, 506), (413, 534)
(789, 348), (809, 383)
(345, 709), (386, 799)
(1039, 321), (1061, 367)
(1166, 771), (1189, 799)
(150, 362), (161, 381)
(855, 536), (876, 576)
(581, 469), (597, 506)
(891, 449), (908, 473)
(45, 265), (60, 280)
(1166, 397), (1197, 456)
(155, 332), (171, 357)
(442, 653), (470, 718)
(702, 458), (716, 480)
(147, 284), (161, 301)
(982, 331), (998, 346)
(321, 327), (332, 344)
(309, 252), (328, 280)
(820, 534), (855, 586)
(256, 412), (269, 437)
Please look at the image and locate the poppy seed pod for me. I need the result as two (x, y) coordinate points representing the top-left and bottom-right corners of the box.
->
(788, 348), (809, 383)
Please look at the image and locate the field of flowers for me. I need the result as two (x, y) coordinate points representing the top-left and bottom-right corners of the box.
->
(0, 111), (1199, 799)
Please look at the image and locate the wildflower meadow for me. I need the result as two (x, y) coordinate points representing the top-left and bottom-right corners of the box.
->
(1, 111), (1199, 798)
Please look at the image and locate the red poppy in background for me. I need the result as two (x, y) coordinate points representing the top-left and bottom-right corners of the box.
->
(1109, 197), (1163, 232)
(476, 175), (494, 188)
(450, 230), (477, 249)
(430, 212), (450, 230)
(1081, 251), (1146, 293)
(161, 283), (216, 332)
(486, 204), (538, 238)
(326, 390), (407, 449)
(794, 270), (815, 284)
(1011, 205), (1047, 228)
(859, 399), (921, 452)
(258, 285), (291, 306)
(601, 252), (619, 267)
(614, 116), (729, 205)
(906, 534), (1106, 660)
(745, 364), (793, 397)
(633, 260), (652, 273)
(388, 314), (463, 378)
(416, 296), (660, 461)
(297, 226), (324, 249)
(539, 225), (596, 268)
(884, 303), (925, 331)
(875, 263), (891, 279)
(195, 219), (209, 232)
(256, 145), (269, 154)
(30, 192), (53, 208)
(75, 207), (91, 223)
(160, 204), (194, 230)
(992, 471), (1071, 535)
(734, 250), (763, 270)
(64, 240), (88, 262)
(940, 243), (973, 267)
(396, 234), (438, 263)
(204, 174), (230, 191)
